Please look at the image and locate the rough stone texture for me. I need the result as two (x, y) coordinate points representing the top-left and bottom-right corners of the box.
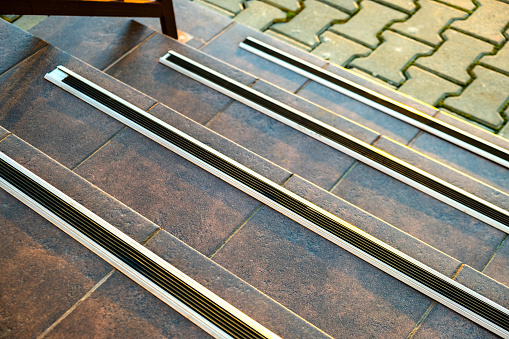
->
(456, 265), (509, 307)
(312, 31), (372, 65)
(451, 0), (509, 45)
(415, 29), (494, 85)
(29, 16), (154, 70)
(74, 128), (262, 257)
(481, 38), (509, 75)
(351, 30), (432, 85)
(206, 101), (357, 190)
(0, 46), (155, 169)
(391, 0), (467, 46)
(438, 0), (476, 10)
(201, 23), (327, 92)
(264, 0), (300, 11)
(371, 0), (417, 13)
(399, 66), (462, 105)
(234, 1), (286, 30)
(284, 175), (461, 276)
(444, 66), (509, 128)
(410, 131), (509, 195)
(12, 15), (48, 31)
(331, 162), (506, 270)
(202, 0), (244, 14)
(0, 19), (47, 76)
(320, 0), (359, 14)
(330, 0), (407, 48)
(270, 0), (348, 47)
(212, 206), (434, 338)
(484, 238), (509, 287)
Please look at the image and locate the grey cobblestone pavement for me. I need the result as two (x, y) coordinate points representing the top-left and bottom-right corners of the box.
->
(195, 0), (509, 137)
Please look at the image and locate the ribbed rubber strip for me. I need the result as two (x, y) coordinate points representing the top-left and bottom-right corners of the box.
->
(160, 52), (509, 234)
(239, 37), (509, 169)
(0, 155), (272, 339)
(44, 67), (509, 337)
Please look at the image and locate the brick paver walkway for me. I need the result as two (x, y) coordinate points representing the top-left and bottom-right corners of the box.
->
(195, 0), (509, 138)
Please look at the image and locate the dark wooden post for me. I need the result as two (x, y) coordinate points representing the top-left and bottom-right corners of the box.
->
(159, 0), (178, 39)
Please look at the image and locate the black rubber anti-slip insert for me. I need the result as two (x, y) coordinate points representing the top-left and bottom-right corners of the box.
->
(241, 38), (509, 164)
(60, 74), (509, 332)
(164, 53), (509, 229)
(0, 158), (267, 339)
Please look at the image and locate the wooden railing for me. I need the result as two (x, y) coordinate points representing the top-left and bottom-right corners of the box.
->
(0, 0), (178, 38)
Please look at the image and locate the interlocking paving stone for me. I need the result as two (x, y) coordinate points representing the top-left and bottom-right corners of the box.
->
(444, 66), (509, 128)
(0, 19), (47, 76)
(349, 67), (398, 88)
(451, 0), (509, 45)
(234, 0), (286, 30)
(320, 0), (359, 14)
(269, 0), (348, 47)
(398, 66), (462, 105)
(371, 0), (417, 13)
(415, 29), (493, 85)
(312, 31), (372, 65)
(391, 0), (467, 46)
(0, 47), (154, 169)
(410, 131), (509, 194)
(351, 30), (432, 85)
(206, 101), (357, 190)
(264, 29), (314, 50)
(201, 23), (327, 92)
(481, 38), (509, 75)
(330, 0), (407, 48)
(331, 162), (506, 270)
(29, 16), (154, 70)
(264, 0), (301, 11)
(202, 0), (244, 14)
(484, 238), (509, 286)
(437, 0), (476, 11)
(212, 206), (434, 338)
(106, 33), (254, 124)
(283, 175), (461, 276)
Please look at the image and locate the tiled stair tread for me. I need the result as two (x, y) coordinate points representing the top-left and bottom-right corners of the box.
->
(0, 126), (10, 141)
(0, 45), (156, 170)
(0, 19), (47, 76)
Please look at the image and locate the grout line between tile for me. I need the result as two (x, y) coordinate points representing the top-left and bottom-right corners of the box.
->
(293, 78), (312, 95)
(102, 31), (157, 72)
(71, 126), (127, 172)
(328, 160), (358, 192)
(145, 101), (160, 112)
(198, 22), (236, 51)
(0, 132), (13, 143)
(406, 130), (423, 147)
(0, 43), (49, 80)
(141, 228), (162, 246)
(480, 234), (508, 272)
(37, 269), (116, 339)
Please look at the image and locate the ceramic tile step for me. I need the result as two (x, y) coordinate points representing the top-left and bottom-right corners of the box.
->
(0, 130), (329, 338)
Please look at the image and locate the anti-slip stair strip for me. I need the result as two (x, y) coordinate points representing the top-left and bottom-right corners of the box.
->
(0, 151), (277, 339)
(239, 37), (509, 171)
(45, 66), (509, 338)
(159, 51), (509, 235)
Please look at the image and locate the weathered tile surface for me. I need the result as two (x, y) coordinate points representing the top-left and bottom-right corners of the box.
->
(0, 19), (47, 76)
(206, 101), (356, 189)
(0, 47), (154, 169)
(351, 30), (432, 84)
(74, 128), (261, 256)
(320, 0), (359, 13)
(399, 66), (462, 105)
(0, 126), (10, 140)
(484, 238), (509, 286)
(371, 0), (417, 13)
(480, 34), (509, 75)
(392, 0), (467, 45)
(234, 1), (286, 30)
(331, 162), (506, 270)
(312, 31), (371, 65)
(201, 23), (327, 92)
(415, 29), (493, 85)
(202, 0), (244, 14)
(331, 0), (407, 48)
(212, 206), (434, 338)
(444, 66), (509, 128)
(451, 0), (509, 45)
(29, 16), (154, 70)
(456, 265), (509, 307)
(270, 0), (348, 47)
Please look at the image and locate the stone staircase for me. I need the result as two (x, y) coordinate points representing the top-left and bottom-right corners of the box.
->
(1, 1), (509, 337)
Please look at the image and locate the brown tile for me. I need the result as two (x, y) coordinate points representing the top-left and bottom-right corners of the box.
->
(207, 101), (357, 190)
(251, 80), (380, 144)
(106, 33), (255, 124)
(0, 46), (155, 169)
(284, 175), (461, 276)
(148, 103), (291, 184)
(212, 206), (433, 338)
(0, 125), (10, 140)
(201, 23), (326, 93)
(74, 128), (262, 256)
(29, 16), (154, 70)
(45, 271), (211, 339)
(0, 20), (47, 76)
(331, 162), (506, 270)
(455, 265), (509, 308)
